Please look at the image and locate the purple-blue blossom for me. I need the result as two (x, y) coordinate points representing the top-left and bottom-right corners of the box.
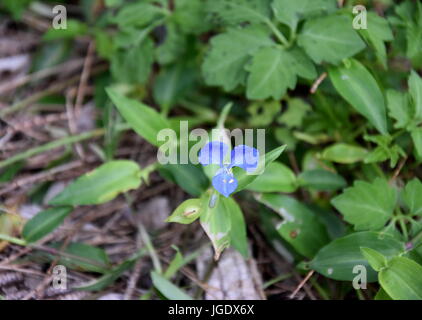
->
(198, 141), (259, 197)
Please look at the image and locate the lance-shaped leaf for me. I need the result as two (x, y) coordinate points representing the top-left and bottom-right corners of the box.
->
(23, 207), (73, 243)
(234, 145), (286, 192)
(403, 178), (422, 216)
(409, 70), (422, 121)
(329, 59), (388, 134)
(256, 193), (330, 258)
(298, 14), (366, 65)
(247, 162), (297, 193)
(200, 192), (231, 260)
(331, 178), (396, 231)
(202, 25), (274, 92)
(224, 197), (248, 258)
(320, 143), (368, 164)
(310, 231), (404, 282)
(379, 256), (422, 300)
(50, 160), (142, 206)
(359, 12), (393, 69)
(106, 88), (171, 147)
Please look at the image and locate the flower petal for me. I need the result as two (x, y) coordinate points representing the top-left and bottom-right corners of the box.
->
(212, 171), (238, 197)
(230, 145), (259, 173)
(198, 141), (229, 166)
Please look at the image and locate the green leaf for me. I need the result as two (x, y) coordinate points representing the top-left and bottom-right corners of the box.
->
(272, 0), (336, 31)
(159, 164), (208, 197)
(200, 192), (231, 260)
(386, 89), (412, 129)
(166, 199), (203, 224)
(155, 22), (186, 65)
(106, 88), (171, 147)
(223, 197), (248, 258)
(75, 251), (146, 291)
(173, 0), (211, 34)
(50, 161), (142, 206)
(298, 14), (366, 64)
(202, 25), (273, 91)
(43, 20), (87, 40)
(310, 232), (404, 281)
(151, 271), (193, 300)
(320, 143), (368, 164)
(257, 193), (330, 258)
(298, 169), (346, 191)
(206, 0), (271, 26)
(379, 256), (422, 300)
(48, 242), (110, 273)
(411, 127), (422, 160)
(234, 145), (286, 192)
(375, 288), (392, 300)
(277, 98), (311, 128)
(329, 59), (388, 134)
(153, 64), (196, 113)
(409, 70), (422, 121)
(110, 38), (154, 85)
(403, 179), (422, 216)
(247, 162), (297, 193)
(331, 178), (396, 231)
(360, 247), (387, 272)
(111, 2), (166, 28)
(359, 12), (393, 69)
(246, 46), (315, 100)
(23, 207), (73, 243)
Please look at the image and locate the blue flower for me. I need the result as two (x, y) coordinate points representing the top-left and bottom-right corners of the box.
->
(198, 141), (259, 197)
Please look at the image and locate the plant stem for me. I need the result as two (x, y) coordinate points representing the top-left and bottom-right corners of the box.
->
(0, 233), (27, 246)
(265, 19), (288, 46)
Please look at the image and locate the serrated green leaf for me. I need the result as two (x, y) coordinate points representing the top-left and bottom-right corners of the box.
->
(246, 46), (315, 100)
(202, 25), (274, 91)
(247, 162), (297, 193)
(272, 0), (336, 31)
(359, 12), (393, 69)
(106, 88), (171, 146)
(403, 179), (422, 216)
(329, 59), (388, 134)
(298, 169), (346, 191)
(310, 231), (404, 282)
(111, 2), (166, 28)
(257, 193), (330, 258)
(110, 38), (154, 85)
(23, 207), (73, 243)
(386, 89), (412, 129)
(321, 143), (368, 164)
(409, 70), (422, 121)
(50, 161), (142, 206)
(411, 127), (422, 159)
(298, 14), (366, 64)
(166, 199), (203, 224)
(379, 256), (422, 300)
(331, 178), (396, 231)
(206, 0), (271, 26)
(277, 98), (311, 128)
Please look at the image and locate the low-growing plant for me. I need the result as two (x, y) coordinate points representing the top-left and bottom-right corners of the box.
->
(2, 0), (422, 300)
